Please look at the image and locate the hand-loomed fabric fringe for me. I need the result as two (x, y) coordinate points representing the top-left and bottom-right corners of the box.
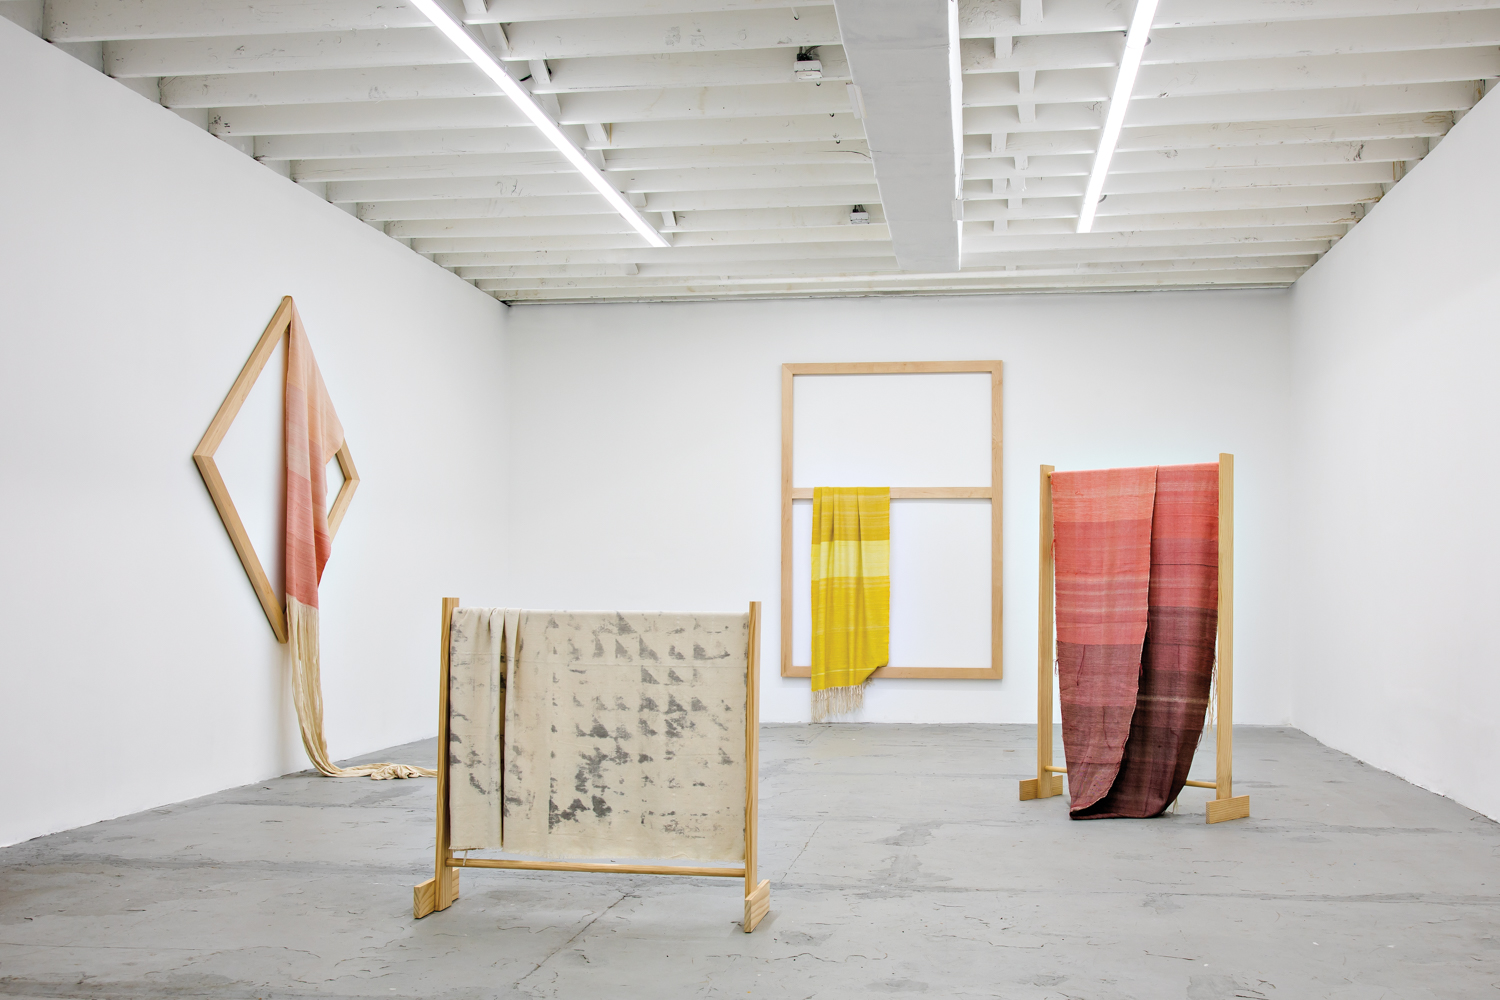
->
(812, 680), (867, 723)
(287, 596), (436, 780)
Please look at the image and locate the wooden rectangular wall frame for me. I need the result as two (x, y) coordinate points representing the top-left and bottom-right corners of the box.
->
(780, 361), (1003, 680)
(1019, 454), (1249, 824)
(414, 600), (770, 932)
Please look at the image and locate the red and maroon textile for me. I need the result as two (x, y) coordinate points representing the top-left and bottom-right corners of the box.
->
(1052, 463), (1219, 819)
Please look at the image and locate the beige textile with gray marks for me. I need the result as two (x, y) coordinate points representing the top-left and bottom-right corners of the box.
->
(447, 607), (518, 851)
(503, 611), (748, 861)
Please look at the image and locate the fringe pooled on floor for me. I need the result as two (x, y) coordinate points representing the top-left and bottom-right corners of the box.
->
(286, 596), (436, 780)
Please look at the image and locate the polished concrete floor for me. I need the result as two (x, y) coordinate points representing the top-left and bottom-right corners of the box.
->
(2, 725), (1497, 999)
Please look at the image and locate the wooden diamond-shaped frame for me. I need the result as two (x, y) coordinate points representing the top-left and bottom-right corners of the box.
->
(193, 296), (359, 643)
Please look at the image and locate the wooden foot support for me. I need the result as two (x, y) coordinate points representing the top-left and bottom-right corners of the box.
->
(412, 869), (460, 918)
(1018, 775), (1065, 800)
(743, 879), (770, 932)
(1206, 795), (1250, 825)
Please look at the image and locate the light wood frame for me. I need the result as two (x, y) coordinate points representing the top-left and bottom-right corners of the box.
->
(414, 600), (771, 932)
(780, 361), (1004, 680)
(192, 296), (360, 643)
(1019, 454), (1249, 824)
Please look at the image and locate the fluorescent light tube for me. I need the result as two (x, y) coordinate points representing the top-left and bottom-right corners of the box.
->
(1076, 0), (1160, 234)
(408, 0), (669, 248)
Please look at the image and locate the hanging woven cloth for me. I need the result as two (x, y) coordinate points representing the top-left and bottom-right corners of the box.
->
(283, 303), (434, 780)
(810, 487), (890, 722)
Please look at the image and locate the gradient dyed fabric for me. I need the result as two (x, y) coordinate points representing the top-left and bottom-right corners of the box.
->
(1053, 464), (1218, 819)
(810, 487), (890, 722)
(282, 305), (434, 780)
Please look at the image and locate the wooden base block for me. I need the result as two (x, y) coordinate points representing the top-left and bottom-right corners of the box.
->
(743, 879), (770, 933)
(412, 869), (460, 918)
(1206, 795), (1250, 825)
(1019, 774), (1065, 800)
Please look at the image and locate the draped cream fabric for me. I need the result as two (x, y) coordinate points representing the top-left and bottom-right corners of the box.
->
(501, 611), (748, 861)
(447, 608), (518, 850)
(810, 487), (890, 722)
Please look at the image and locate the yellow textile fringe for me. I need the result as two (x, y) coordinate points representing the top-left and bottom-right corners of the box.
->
(812, 680), (869, 724)
(286, 596), (436, 780)
(810, 487), (889, 721)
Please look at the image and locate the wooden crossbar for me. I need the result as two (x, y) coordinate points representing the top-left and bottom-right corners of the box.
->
(1018, 455), (1250, 825)
(449, 858), (744, 877)
(414, 600), (771, 931)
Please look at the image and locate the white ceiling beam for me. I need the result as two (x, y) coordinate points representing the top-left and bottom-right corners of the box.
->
(457, 257), (903, 279)
(292, 152), (573, 182)
(471, 255), (1316, 291)
(385, 201), (887, 226)
(534, 48), (851, 93)
(997, 111), (1456, 157)
(1152, 0), (1500, 31)
(959, 223), (1348, 251)
(600, 141), (872, 170)
(44, 0), (430, 42)
(600, 115), (864, 148)
(253, 129), (559, 160)
(172, 73), (856, 123)
(964, 162), (1404, 200)
(964, 139), (1432, 179)
(328, 174), (594, 202)
(483, 8), (840, 60)
(962, 240), (1333, 265)
(965, 183), (1382, 223)
(353, 183), (881, 218)
(209, 98), (529, 136)
(103, 29), (460, 78)
(612, 163), (877, 192)
(418, 225), (894, 254)
(958, 0), (1500, 39)
(557, 82), (851, 123)
(477, 1), (835, 21)
(432, 241), (902, 266)
(388, 216), (638, 238)
(1144, 10), (1500, 66)
(1136, 49), (1500, 98)
(481, 266), (1309, 299)
(1124, 82), (1483, 129)
(161, 64), (498, 108)
(966, 49), (1500, 109)
(358, 195), (615, 222)
(834, 0), (966, 270)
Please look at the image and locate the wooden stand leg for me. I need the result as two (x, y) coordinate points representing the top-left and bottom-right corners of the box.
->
(1021, 466), (1065, 802)
(743, 602), (771, 932)
(414, 597), (462, 916)
(413, 868), (460, 919)
(1206, 456), (1249, 825)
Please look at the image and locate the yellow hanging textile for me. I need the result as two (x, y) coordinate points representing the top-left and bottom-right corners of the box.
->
(810, 487), (890, 722)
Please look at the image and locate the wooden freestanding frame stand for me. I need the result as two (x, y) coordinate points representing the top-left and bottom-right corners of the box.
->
(413, 600), (771, 931)
(1019, 454), (1250, 825)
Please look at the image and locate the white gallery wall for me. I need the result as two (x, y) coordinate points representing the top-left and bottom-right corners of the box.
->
(502, 290), (1296, 727)
(1288, 90), (1500, 820)
(0, 22), (509, 846)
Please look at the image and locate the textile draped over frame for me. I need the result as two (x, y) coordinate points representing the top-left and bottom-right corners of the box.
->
(282, 304), (434, 781)
(1052, 463), (1218, 819)
(447, 610), (751, 860)
(447, 608), (517, 850)
(810, 487), (890, 722)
